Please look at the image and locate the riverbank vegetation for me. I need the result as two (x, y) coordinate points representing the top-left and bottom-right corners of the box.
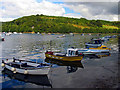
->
(2, 14), (120, 33)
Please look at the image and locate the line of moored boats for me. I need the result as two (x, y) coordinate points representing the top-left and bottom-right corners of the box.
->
(1, 34), (117, 76)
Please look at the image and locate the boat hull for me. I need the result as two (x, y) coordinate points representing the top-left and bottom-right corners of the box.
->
(45, 54), (83, 61)
(5, 64), (50, 75)
(78, 49), (110, 55)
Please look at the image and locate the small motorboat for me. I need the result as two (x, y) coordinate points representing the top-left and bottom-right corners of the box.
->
(78, 48), (110, 55)
(85, 39), (103, 48)
(1, 58), (51, 75)
(0, 37), (4, 41)
(45, 48), (83, 62)
(0, 33), (5, 41)
(57, 34), (66, 38)
(66, 46), (110, 58)
(6, 32), (12, 36)
(88, 44), (111, 50)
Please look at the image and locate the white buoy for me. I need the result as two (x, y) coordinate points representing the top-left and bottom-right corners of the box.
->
(1, 63), (5, 67)
(13, 71), (17, 73)
(24, 70), (28, 74)
(11, 67), (16, 71)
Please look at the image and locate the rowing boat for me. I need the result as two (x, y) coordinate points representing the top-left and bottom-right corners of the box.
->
(1, 58), (51, 75)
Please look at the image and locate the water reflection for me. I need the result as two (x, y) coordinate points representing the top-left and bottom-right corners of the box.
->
(1, 34), (117, 88)
(2, 68), (52, 88)
(83, 52), (111, 59)
(45, 58), (84, 73)
(45, 58), (84, 68)
(67, 66), (78, 73)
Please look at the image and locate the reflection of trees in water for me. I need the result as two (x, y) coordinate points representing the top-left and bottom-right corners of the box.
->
(67, 66), (78, 73)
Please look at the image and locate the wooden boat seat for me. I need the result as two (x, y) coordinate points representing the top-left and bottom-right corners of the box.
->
(54, 53), (66, 56)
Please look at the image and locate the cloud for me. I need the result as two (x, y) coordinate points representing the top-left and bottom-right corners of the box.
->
(0, 0), (119, 22)
(63, 0), (119, 2)
(63, 2), (119, 21)
(0, 0), (65, 22)
(63, 13), (82, 18)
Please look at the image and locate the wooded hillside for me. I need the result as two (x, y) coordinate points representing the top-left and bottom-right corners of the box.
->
(2, 14), (120, 33)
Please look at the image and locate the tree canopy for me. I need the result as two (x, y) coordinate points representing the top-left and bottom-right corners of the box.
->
(2, 14), (120, 33)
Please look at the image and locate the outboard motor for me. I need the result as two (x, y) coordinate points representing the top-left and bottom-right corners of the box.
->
(45, 51), (53, 55)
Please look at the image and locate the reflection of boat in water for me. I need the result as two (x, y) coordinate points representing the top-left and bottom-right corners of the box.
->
(96, 52), (111, 58)
(67, 66), (78, 73)
(83, 52), (111, 59)
(2, 58), (51, 75)
(2, 68), (52, 87)
(45, 58), (83, 73)
(45, 58), (84, 68)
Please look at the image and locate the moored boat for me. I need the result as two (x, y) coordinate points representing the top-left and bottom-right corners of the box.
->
(1, 58), (51, 75)
(0, 37), (4, 41)
(85, 39), (103, 48)
(67, 47), (110, 55)
(45, 49), (83, 62)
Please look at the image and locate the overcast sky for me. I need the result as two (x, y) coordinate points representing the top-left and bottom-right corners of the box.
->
(0, 0), (119, 22)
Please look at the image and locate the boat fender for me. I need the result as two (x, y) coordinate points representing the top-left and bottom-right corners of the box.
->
(24, 69), (29, 74)
(1, 63), (5, 67)
(13, 71), (17, 73)
(11, 67), (16, 71)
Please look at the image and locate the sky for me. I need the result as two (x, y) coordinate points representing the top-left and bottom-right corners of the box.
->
(0, 0), (120, 22)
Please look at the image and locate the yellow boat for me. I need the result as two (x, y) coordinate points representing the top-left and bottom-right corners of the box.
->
(85, 39), (111, 50)
(45, 51), (83, 62)
(89, 45), (111, 50)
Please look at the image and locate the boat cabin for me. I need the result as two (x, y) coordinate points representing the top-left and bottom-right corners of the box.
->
(66, 48), (83, 56)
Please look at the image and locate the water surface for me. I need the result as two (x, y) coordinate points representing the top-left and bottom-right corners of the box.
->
(0, 33), (119, 88)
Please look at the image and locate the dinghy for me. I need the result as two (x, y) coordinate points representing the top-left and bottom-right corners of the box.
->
(1, 58), (51, 75)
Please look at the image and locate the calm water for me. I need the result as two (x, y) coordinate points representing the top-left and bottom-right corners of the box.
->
(0, 33), (119, 88)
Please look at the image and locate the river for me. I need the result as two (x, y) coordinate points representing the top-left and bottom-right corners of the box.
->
(0, 33), (119, 88)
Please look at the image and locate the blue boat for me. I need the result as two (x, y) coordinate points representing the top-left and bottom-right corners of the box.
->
(85, 39), (103, 48)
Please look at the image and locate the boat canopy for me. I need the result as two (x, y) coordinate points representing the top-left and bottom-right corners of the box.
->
(66, 48), (83, 56)
(89, 39), (103, 44)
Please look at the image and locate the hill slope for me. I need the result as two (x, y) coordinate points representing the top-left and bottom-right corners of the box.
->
(2, 14), (120, 33)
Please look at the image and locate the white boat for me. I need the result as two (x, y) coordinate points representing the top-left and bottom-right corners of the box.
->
(57, 34), (66, 38)
(0, 33), (4, 41)
(6, 32), (12, 36)
(77, 49), (110, 55)
(0, 36), (4, 41)
(37, 32), (40, 34)
(19, 32), (22, 34)
(66, 47), (110, 56)
(2, 58), (51, 75)
(13, 32), (18, 34)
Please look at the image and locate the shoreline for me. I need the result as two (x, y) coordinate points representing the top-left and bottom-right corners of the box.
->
(2, 32), (119, 34)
